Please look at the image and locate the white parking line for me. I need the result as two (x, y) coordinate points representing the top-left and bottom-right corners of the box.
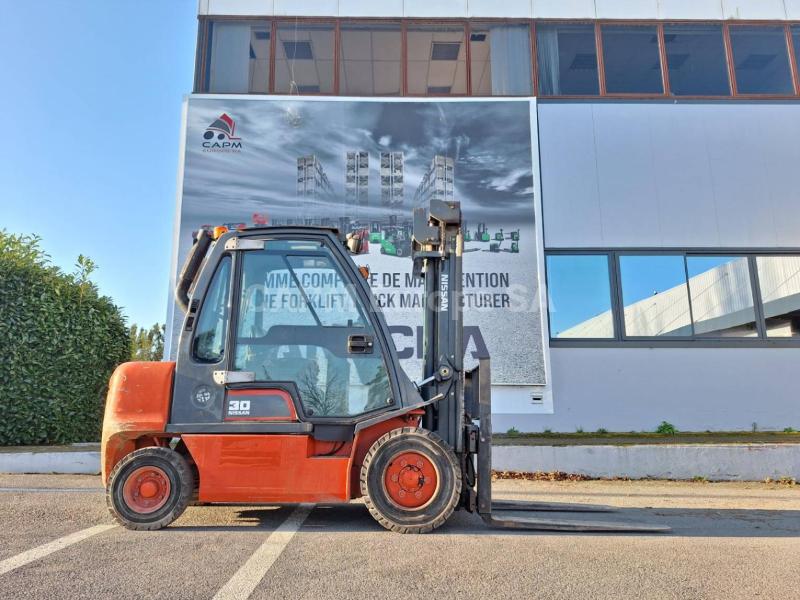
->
(213, 503), (314, 600)
(0, 524), (116, 576)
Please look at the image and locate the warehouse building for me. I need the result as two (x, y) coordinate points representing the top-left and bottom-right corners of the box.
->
(174, 0), (800, 432)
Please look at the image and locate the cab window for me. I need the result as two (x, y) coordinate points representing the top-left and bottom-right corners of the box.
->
(192, 255), (232, 363)
(233, 242), (392, 417)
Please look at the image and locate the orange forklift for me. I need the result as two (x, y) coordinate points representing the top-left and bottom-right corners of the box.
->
(102, 200), (667, 534)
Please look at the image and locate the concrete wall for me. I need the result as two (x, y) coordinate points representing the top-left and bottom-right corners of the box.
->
(198, 0), (800, 20)
(493, 443), (800, 480)
(494, 347), (800, 432)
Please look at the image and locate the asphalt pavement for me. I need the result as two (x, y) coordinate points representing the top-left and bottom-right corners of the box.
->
(1, 474), (799, 600)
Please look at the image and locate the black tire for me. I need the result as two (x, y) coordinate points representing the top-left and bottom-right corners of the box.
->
(106, 447), (194, 531)
(361, 427), (461, 534)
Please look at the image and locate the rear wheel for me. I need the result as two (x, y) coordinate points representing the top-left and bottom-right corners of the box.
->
(361, 427), (461, 534)
(106, 447), (194, 530)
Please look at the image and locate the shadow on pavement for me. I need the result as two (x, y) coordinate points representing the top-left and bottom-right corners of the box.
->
(169, 502), (800, 537)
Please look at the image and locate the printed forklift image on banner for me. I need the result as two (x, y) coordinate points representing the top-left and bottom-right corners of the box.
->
(172, 96), (545, 386)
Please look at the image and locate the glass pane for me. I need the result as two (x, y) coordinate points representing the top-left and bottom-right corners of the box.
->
(686, 257), (757, 337)
(537, 23), (599, 96)
(602, 25), (664, 94)
(546, 255), (614, 338)
(470, 23), (532, 95)
(286, 255), (366, 327)
(664, 24), (730, 96)
(207, 21), (270, 93)
(730, 26), (794, 95)
(275, 24), (334, 94)
(407, 25), (467, 95)
(619, 255), (691, 337)
(193, 256), (231, 362)
(756, 256), (800, 338)
(339, 23), (401, 96)
(234, 245), (391, 417)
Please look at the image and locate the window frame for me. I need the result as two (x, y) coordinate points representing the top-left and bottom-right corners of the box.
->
(545, 251), (617, 341)
(272, 19), (339, 96)
(404, 19), (471, 97)
(338, 20), (404, 97)
(535, 20), (601, 97)
(546, 248), (800, 347)
(726, 22), (798, 98)
(598, 21), (668, 98)
(661, 22), (732, 97)
(194, 16), (800, 99)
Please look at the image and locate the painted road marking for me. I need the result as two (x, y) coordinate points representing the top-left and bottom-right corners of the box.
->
(0, 488), (103, 493)
(213, 503), (314, 600)
(0, 524), (116, 576)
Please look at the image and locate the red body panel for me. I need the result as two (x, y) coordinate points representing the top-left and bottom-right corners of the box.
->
(100, 361), (423, 504)
(101, 361), (174, 484)
(183, 434), (350, 503)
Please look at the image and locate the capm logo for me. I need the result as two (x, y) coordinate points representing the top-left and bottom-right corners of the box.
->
(202, 113), (242, 152)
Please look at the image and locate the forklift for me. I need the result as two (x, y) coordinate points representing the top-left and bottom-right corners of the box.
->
(102, 200), (667, 534)
(474, 222), (490, 242)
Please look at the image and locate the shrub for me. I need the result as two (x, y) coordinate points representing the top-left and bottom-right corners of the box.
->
(656, 421), (678, 435)
(506, 427), (520, 437)
(129, 323), (165, 361)
(0, 232), (129, 445)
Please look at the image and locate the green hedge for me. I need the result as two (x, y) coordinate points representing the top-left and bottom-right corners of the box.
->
(0, 232), (130, 445)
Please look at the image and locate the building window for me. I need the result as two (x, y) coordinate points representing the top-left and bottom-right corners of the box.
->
(546, 255), (614, 339)
(274, 23), (335, 94)
(206, 21), (270, 93)
(729, 25), (794, 95)
(601, 25), (664, 94)
(407, 25), (467, 95)
(756, 256), (800, 338)
(664, 24), (730, 96)
(619, 255), (691, 337)
(536, 23), (599, 96)
(791, 25), (800, 78)
(686, 256), (757, 337)
(339, 23), (402, 96)
(469, 23), (532, 95)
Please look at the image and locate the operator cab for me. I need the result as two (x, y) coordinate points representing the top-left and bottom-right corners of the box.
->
(170, 227), (421, 438)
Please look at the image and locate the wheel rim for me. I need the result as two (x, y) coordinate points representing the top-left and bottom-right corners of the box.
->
(383, 451), (439, 510)
(122, 466), (171, 514)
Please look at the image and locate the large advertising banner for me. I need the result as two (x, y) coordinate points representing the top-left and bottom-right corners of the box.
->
(171, 96), (546, 387)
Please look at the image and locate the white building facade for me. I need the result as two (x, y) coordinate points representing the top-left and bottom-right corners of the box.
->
(177, 0), (800, 432)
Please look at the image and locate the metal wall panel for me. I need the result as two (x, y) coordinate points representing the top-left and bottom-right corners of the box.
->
(493, 347), (800, 431)
(539, 101), (800, 249)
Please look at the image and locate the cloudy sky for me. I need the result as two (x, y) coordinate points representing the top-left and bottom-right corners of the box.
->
(181, 98), (536, 229)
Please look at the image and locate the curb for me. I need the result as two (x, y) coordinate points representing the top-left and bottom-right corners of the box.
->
(0, 451), (100, 475)
(493, 443), (800, 481)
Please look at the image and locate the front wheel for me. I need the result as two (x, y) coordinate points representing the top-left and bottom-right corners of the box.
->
(360, 427), (461, 534)
(106, 446), (194, 530)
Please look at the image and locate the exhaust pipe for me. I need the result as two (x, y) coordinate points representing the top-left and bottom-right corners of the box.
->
(174, 230), (212, 313)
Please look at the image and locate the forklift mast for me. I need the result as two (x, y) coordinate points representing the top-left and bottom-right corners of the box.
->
(411, 199), (464, 452)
